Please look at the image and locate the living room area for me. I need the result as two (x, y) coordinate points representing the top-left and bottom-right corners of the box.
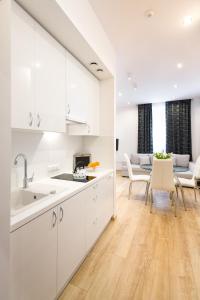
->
(117, 98), (200, 179)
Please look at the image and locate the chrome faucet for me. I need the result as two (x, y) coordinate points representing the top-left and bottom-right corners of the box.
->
(14, 153), (34, 188)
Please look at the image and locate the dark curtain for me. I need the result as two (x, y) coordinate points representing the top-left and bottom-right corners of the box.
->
(137, 103), (153, 153)
(166, 99), (192, 160)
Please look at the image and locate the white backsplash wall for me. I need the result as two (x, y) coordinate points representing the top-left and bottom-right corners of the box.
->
(11, 131), (83, 189)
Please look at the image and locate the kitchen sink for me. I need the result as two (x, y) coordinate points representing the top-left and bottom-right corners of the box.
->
(10, 181), (71, 216)
(11, 189), (48, 215)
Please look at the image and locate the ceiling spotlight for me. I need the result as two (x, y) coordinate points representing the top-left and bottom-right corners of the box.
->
(97, 68), (103, 72)
(118, 92), (123, 97)
(127, 73), (132, 81)
(90, 62), (98, 66)
(177, 63), (183, 69)
(173, 84), (178, 89)
(127, 102), (130, 105)
(145, 9), (155, 18)
(133, 82), (138, 90)
(183, 16), (193, 26)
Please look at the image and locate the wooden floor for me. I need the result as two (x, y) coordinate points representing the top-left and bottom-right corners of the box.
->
(59, 174), (200, 300)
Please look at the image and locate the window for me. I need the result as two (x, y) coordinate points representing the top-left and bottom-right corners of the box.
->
(152, 102), (166, 153)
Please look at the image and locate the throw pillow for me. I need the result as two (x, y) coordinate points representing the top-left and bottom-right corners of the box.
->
(175, 154), (190, 167)
(172, 154), (176, 166)
(140, 155), (150, 165)
(130, 154), (140, 165)
(149, 154), (153, 165)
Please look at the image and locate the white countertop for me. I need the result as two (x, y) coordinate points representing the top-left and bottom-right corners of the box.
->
(10, 168), (113, 232)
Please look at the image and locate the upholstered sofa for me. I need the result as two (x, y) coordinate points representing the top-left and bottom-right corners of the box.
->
(121, 153), (194, 179)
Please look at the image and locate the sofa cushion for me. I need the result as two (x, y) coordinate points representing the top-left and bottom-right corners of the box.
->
(130, 154), (140, 165)
(172, 154), (176, 166)
(149, 154), (153, 164)
(140, 155), (150, 165)
(174, 154), (190, 167)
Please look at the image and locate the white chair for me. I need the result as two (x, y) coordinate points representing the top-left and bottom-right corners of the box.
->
(176, 156), (200, 202)
(124, 153), (150, 203)
(149, 158), (177, 216)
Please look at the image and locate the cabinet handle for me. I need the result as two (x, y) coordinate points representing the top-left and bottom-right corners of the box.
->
(59, 206), (64, 222)
(28, 112), (33, 127)
(52, 210), (57, 227)
(37, 113), (41, 128)
(68, 105), (71, 115)
(66, 104), (70, 115)
(88, 125), (90, 134)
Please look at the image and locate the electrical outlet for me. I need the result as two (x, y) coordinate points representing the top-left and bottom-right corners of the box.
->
(48, 164), (60, 172)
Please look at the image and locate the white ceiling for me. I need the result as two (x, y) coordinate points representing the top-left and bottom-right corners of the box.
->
(89, 0), (200, 106)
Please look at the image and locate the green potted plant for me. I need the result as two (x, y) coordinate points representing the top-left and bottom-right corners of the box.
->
(154, 152), (172, 159)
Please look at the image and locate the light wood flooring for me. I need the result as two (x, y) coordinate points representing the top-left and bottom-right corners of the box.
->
(59, 174), (200, 300)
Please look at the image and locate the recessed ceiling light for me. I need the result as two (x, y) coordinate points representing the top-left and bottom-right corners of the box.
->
(97, 68), (103, 72)
(173, 84), (178, 89)
(90, 62), (98, 66)
(133, 82), (138, 90)
(183, 16), (193, 26)
(127, 73), (132, 81)
(118, 92), (123, 97)
(127, 102), (130, 105)
(177, 63), (183, 69)
(35, 62), (41, 68)
(145, 9), (155, 18)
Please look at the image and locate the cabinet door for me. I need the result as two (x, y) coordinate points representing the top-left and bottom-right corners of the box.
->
(85, 184), (99, 252)
(97, 173), (114, 229)
(10, 208), (58, 300)
(35, 23), (66, 132)
(85, 73), (100, 136)
(57, 194), (86, 294)
(68, 71), (100, 136)
(66, 52), (87, 123)
(11, 2), (35, 130)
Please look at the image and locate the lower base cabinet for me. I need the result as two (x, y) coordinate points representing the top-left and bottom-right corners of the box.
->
(10, 173), (114, 300)
(10, 208), (58, 300)
(57, 193), (86, 294)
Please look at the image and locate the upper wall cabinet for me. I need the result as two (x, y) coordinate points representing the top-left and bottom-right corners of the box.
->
(11, 2), (66, 133)
(34, 23), (66, 132)
(66, 52), (87, 123)
(11, 2), (35, 130)
(67, 53), (100, 136)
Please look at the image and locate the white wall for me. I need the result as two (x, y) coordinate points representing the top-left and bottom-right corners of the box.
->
(116, 106), (138, 170)
(56, 0), (116, 75)
(11, 132), (83, 189)
(192, 98), (200, 161)
(0, 0), (11, 299)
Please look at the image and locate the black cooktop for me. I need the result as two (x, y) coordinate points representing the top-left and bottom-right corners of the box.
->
(51, 173), (96, 183)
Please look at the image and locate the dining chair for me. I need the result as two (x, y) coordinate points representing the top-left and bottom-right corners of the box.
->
(124, 153), (150, 203)
(149, 158), (177, 216)
(176, 156), (200, 203)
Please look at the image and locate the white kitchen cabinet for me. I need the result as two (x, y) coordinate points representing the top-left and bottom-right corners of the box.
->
(66, 52), (88, 123)
(11, 2), (35, 130)
(67, 52), (100, 136)
(10, 208), (58, 300)
(85, 184), (100, 251)
(57, 194), (86, 294)
(35, 23), (66, 132)
(10, 173), (114, 299)
(97, 173), (114, 232)
(11, 3), (66, 133)
(85, 173), (114, 252)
